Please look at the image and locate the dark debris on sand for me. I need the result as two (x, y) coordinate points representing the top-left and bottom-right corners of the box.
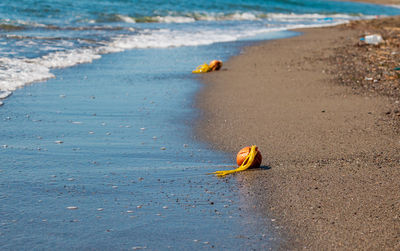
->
(330, 17), (400, 128)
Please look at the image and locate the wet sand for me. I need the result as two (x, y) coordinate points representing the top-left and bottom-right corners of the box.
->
(197, 23), (400, 249)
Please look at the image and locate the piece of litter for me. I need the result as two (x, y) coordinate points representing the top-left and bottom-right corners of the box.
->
(160, 147), (166, 150)
(162, 206), (168, 209)
(361, 34), (383, 45)
(66, 206), (78, 210)
(126, 210), (134, 213)
(55, 140), (63, 144)
(97, 208), (104, 211)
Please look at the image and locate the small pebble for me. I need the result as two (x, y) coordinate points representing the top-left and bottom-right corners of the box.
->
(160, 147), (166, 150)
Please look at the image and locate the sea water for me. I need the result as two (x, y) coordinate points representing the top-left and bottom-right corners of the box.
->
(1, 0), (400, 250)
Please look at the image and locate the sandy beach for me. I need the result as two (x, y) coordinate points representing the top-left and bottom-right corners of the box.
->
(197, 18), (400, 249)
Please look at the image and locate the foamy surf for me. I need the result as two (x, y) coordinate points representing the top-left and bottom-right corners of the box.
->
(0, 11), (394, 96)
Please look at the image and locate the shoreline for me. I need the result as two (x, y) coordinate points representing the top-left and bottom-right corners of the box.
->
(196, 19), (399, 248)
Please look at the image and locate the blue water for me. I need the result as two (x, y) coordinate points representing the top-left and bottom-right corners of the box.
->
(1, 0), (400, 250)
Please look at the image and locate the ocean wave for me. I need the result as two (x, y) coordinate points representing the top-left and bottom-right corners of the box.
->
(119, 12), (260, 23)
(105, 12), (366, 24)
(0, 19), (47, 28)
(0, 12), (371, 94)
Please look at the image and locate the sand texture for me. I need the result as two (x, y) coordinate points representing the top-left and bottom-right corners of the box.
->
(196, 24), (399, 249)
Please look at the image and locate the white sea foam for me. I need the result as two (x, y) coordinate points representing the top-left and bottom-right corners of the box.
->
(30, 49), (102, 68)
(225, 12), (259, 21)
(0, 91), (12, 99)
(116, 15), (136, 23)
(0, 57), (55, 91)
(115, 12), (365, 24)
(154, 16), (196, 23)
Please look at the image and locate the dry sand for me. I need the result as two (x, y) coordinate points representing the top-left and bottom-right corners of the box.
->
(196, 24), (399, 249)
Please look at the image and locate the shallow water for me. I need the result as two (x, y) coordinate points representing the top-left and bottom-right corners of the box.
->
(0, 35), (298, 249)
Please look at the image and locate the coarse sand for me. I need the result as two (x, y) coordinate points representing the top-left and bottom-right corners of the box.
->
(196, 24), (399, 249)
